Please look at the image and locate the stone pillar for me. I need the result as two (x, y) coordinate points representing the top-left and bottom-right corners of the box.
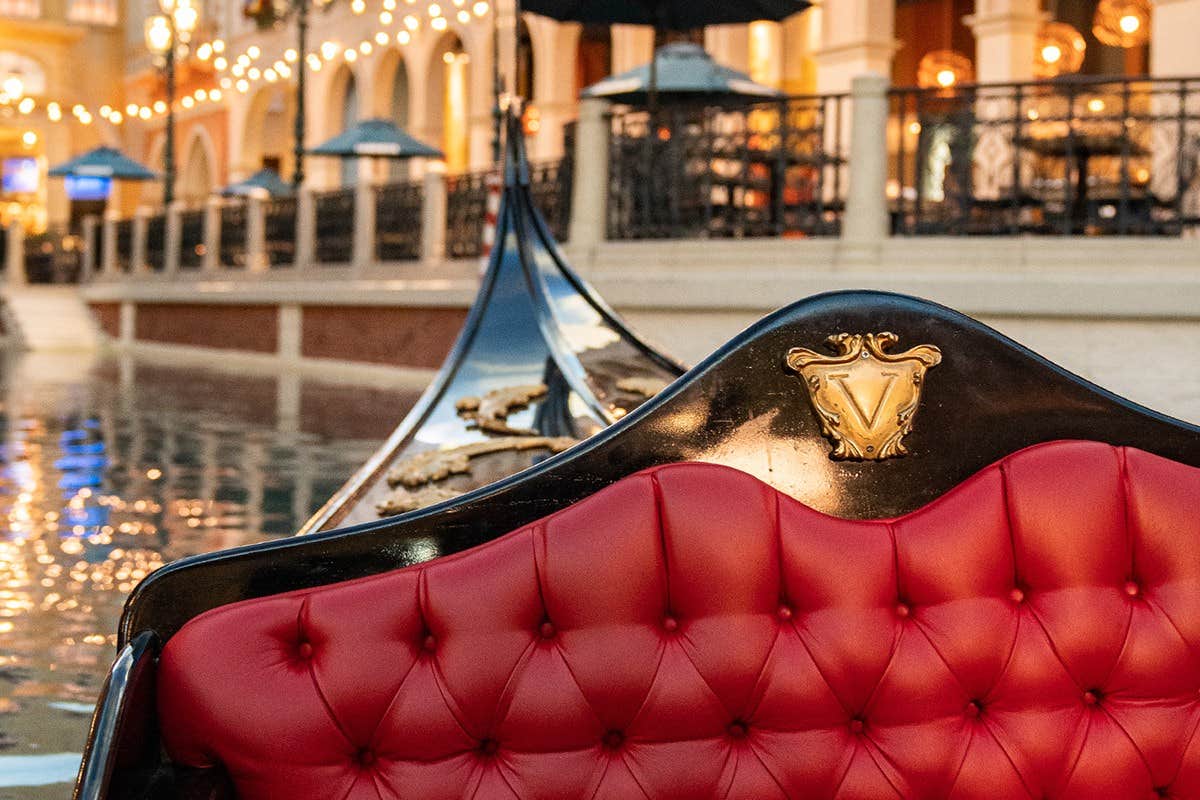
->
(421, 165), (448, 264)
(102, 212), (118, 276)
(568, 98), (610, 252)
(81, 215), (98, 282)
(843, 74), (891, 254)
(202, 197), (221, 272)
(119, 301), (135, 345)
(352, 178), (377, 273)
(278, 304), (302, 361)
(1152, 0), (1200, 76)
(813, 0), (896, 94)
(164, 201), (182, 275)
(246, 195), (268, 272)
(611, 24), (655, 74)
(131, 208), (149, 275)
(296, 186), (316, 271)
(965, 0), (1043, 83)
(5, 222), (25, 287)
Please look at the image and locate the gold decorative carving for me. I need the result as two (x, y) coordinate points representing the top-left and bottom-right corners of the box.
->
(785, 332), (942, 461)
(379, 436), (578, 514)
(456, 384), (548, 435)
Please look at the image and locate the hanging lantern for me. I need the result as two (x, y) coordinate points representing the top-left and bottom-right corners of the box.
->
(1034, 22), (1086, 78)
(917, 50), (974, 90)
(1092, 0), (1151, 47)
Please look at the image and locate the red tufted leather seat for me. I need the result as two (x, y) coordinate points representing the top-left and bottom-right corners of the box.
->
(158, 440), (1200, 799)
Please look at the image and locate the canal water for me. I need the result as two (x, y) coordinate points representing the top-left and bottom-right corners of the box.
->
(0, 351), (420, 798)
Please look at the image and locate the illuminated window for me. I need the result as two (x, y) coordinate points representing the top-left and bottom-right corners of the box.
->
(68, 0), (118, 25)
(0, 0), (39, 19)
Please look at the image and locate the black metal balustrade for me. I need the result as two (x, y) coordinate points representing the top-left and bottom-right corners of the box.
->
(890, 76), (1200, 235)
(446, 170), (489, 259)
(264, 197), (296, 267)
(145, 214), (166, 272)
(314, 187), (355, 265)
(219, 202), (248, 269)
(608, 95), (848, 240)
(24, 226), (82, 283)
(530, 158), (572, 242)
(375, 180), (422, 262)
(114, 218), (134, 272)
(178, 209), (206, 270)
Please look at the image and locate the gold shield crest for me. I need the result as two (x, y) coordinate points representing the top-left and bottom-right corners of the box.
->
(785, 332), (942, 461)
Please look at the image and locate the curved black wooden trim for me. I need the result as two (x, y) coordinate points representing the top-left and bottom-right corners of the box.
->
(118, 289), (1200, 648)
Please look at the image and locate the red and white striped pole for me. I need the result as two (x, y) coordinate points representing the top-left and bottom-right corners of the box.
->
(480, 170), (502, 273)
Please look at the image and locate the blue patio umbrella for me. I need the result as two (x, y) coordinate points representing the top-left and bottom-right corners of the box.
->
(520, 0), (810, 28)
(309, 119), (443, 160)
(219, 168), (293, 197)
(48, 146), (157, 181)
(583, 43), (784, 106)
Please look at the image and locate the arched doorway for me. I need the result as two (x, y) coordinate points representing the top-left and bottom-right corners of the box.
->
(576, 24), (612, 96)
(329, 64), (359, 185)
(375, 50), (410, 178)
(244, 85), (296, 180)
(180, 132), (214, 205)
(427, 33), (469, 173)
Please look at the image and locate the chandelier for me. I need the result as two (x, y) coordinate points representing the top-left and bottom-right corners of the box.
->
(1092, 0), (1151, 47)
(917, 50), (974, 90)
(1034, 22), (1086, 78)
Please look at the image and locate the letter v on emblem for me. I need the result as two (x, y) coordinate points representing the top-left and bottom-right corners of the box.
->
(785, 333), (941, 461)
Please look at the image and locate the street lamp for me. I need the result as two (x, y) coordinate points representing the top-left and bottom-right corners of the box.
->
(144, 0), (199, 206)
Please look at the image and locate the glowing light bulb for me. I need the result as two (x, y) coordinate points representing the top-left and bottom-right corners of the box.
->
(404, 14), (419, 28)
(196, 42), (212, 60)
(195, 88), (207, 100)
(213, 56), (228, 70)
(209, 88), (222, 101)
(431, 14), (447, 28)
(379, 10), (392, 23)
(21, 130), (36, 146)
(247, 45), (261, 59)
(1087, 98), (1106, 112)
(109, 111), (122, 123)
(99, 104), (113, 116)
(936, 69), (956, 87)
(344, 48), (357, 62)
(247, 66), (261, 80)
(140, 105), (152, 118)
(212, 38), (225, 53)
(1119, 14), (1140, 33)
(125, 103), (138, 115)
(284, 48), (298, 62)
(375, 31), (389, 45)
(472, 0), (488, 14)
(428, 2), (441, 15)
(46, 102), (61, 121)
(236, 79), (249, 92)
(351, 0), (365, 11)
(396, 30), (411, 44)
(1041, 44), (1062, 64)
(321, 41), (338, 59)
(457, 9), (469, 22)
(264, 68), (277, 81)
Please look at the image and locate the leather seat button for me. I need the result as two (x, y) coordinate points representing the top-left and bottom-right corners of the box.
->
(1009, 587), (1026, 604)
(1083, 690), (1101, 706)
(662, 616), (679, 633)
(1124, 581), (1141, 598)
(895, 603), (910, 618)
(355, 748), (375, 767)
(602, 730), (625, 750)
(422, 634), (437, 653)
(479, 738), (500, 756)
(297, 641), (313, 659)
(539, 621), (556, 639)
(849, 718), (865, 734)
(965, 700), (982, 718)
(727, 720), (749, 739)
(776, 604), (793, 621)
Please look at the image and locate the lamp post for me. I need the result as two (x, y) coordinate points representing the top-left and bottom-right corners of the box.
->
(144, 0), (198, 206)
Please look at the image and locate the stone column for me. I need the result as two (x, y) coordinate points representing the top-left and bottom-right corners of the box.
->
(1149, 0), (1200, 219)
(1152, 0), (1200, 76)
(842, 74), (891, 257)
(965, 0), (1043, 83)
(568, 98), (610, 252)
(81, 215), (98, 282)
(102, 212), (118, 277)
(5, 222), (24, 287)
(421, 166), (448, 264)
(202, 197), (222, 272)
(352, 178), (377, 273)
(813, 0), (896, 95)
(611, 24), (654, 74)
(164, 201), (182, 275)
(131, 208), (149, 275)
(246, 195), (268, 272)
(296, 186), (316, 271)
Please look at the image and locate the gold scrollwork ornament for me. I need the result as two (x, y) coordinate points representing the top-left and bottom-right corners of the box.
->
(785, 332), (942, 461)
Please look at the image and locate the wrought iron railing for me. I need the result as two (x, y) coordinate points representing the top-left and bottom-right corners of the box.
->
(530, 158), (572, 242)
(889, 76), (1200, 235)
(375, 180), (423, 262)
(608, 96), (849, 240)
(145, 214), (166, 272)
(446, 170), (490, 259)
(114, 218), (134, 272)
(24, 226), (83, 284)
(314, 187), (354, 265)
(219, 201), (247, 268)
(264, 197), (296, 267)
(178, 209), (205, 270)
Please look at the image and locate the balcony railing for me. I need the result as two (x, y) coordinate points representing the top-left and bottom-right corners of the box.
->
(219, 201), (248, 268)
(145, 214), (166, 272)
(375, 180), (422, 262)
(264, 197), (297, 268)
(313, 187), (354, 265)
(530, 158), (573, 242)
(446, 170), (490, 259)
(607, 95), (849, 240)
(178, 209), (205, 270)
(889, 76), (1200, 235)
(114, 218), (133, 273)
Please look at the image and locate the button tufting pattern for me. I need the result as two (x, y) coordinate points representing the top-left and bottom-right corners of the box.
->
(157, 441), (1200, 799)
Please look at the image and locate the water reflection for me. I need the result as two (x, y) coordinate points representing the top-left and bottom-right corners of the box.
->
(0, 351), (417, 798)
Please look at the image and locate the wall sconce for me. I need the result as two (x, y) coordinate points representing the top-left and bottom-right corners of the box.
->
(917, 50), (974, 90)
(1093, 0), (1151, 47)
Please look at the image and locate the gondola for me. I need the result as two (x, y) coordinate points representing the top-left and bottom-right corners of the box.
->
(298, 105), (686, 534)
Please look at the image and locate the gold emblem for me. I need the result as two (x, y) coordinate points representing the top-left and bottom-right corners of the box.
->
(785, 332), (941, 461)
